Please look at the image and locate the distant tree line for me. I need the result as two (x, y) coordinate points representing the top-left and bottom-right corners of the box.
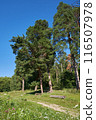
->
(0, 2), (80, 93)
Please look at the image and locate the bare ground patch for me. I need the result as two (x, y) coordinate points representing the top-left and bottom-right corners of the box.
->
(28, 100), (79, 117)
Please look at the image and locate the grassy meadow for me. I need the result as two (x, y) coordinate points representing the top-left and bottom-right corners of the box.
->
(0, 89), (80, 120)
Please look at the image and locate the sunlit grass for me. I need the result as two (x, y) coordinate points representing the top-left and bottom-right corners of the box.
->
(0, 89), (80, 120)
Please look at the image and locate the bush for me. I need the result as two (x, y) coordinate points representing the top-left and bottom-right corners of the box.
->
(60, 70), (76, 88)
(0, 77), (11, 92)
(10, 75), (21, 91)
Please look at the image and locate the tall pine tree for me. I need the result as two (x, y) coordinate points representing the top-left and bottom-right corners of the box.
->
(53, 2), (80, 90)
(26, 19), (54, 93)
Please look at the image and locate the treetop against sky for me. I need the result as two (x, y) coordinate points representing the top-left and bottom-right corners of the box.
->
(0, 0), (79, 77)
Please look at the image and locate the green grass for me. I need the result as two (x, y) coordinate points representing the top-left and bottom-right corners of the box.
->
(0, 89), (80, 120)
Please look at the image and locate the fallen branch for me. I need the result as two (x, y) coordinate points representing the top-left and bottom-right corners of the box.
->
(50, 95), (65, 99)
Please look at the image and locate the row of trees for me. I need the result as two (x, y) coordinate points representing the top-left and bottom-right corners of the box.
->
(0, 68), (77, 92)
(0, 2), (80, 93)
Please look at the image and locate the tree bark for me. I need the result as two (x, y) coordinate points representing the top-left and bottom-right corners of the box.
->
(22, 78), (24, 92)
(48, 72), (53, 92)
(40, 78), (43, 94)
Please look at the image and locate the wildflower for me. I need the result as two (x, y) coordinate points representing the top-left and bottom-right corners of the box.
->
(5, 110), (9, 113)
(9, 108), (11, 110)
(12, 108), (15, 110)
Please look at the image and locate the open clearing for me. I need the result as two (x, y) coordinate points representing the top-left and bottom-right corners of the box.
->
(0, 89), (80, 120)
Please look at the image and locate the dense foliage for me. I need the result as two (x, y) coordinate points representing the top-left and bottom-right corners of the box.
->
(0, 77), (11, 92)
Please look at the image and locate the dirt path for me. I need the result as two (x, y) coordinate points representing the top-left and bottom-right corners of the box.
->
(37, 102), (79, 117)
(28, 100), (79, 117)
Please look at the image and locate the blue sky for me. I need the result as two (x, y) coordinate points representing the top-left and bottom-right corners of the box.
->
(0, 0), (76, 77)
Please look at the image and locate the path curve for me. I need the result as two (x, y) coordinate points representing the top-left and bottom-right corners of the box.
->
(28, 100), (79, 117)
(37, 102), (79, 117)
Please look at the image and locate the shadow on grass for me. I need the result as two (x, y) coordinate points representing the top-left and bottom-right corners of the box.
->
(26, 90), (41, 95)
(26, 89), (49, 95)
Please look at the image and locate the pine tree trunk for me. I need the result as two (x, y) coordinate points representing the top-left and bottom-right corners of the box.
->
(40, 78), (43, 94)
(39, 69), (43, 94)
(35, 85), (38, 91)
(75, 65), (80, 90)
(68, 34), (80, 90)
(72, 54), (80, 90)
(48, 72), (52, 92)
(22, 78), (24, 92)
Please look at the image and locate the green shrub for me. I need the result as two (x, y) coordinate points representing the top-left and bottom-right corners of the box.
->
(0, 77), (11, 92)
(60, 70), (76, 89)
